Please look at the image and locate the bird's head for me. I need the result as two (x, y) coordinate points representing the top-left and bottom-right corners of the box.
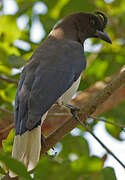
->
(52, 11), (112, 45)
(73, 11), (112, 44)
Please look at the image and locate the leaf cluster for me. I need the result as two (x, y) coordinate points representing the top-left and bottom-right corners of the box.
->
(0, 0), (125, 179)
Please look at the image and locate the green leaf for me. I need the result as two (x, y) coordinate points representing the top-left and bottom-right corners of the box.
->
(60, 134), (89, 158)
(105, 117), (121, 140)
(0, 16), (21, 43)
(0, 84), (16, 103)
(103, 101), (125, 140)
(87, 58), (109, 80)
(33, 157), (77, 180)
(2, 128), (15, 155)
(7, 55), (26, 68)
(101, 167), (117, 180)
(0, 65), (11, 76)
(0, 152), (32, 180)
(49, 0), (70, 19)
(104, 101), (125, 125)
(60, 0), (95, 17)
(71, 155), (103, 174)
(0, 166), (6, 175)
(33, 157), (51, 180)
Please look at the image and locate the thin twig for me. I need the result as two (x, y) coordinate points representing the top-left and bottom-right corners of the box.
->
(48, 113), (71, 116)
(90, 116), (125, 132)
(0, 108), (13, 115)
(48, 113), (125, 133)
(40, 70), (125, 156)
(0, 76), (18, 85)
(72, 112), (125, 169)
(0, 123), (14, 135)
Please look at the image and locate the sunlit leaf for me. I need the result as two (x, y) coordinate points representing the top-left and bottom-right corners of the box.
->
(105, 117), (121, 140)
(71, 155), (103, 174)
(0, 65), (11, 76)
(0, 152), (32, 180)
(0, 16), (21, 43)
(2, 129), (15, 155)
(0, 166), (6, 175)
(0, 84), (16, 102)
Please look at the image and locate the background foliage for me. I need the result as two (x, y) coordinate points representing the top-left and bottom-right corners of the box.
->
(0, 0), (125, 179)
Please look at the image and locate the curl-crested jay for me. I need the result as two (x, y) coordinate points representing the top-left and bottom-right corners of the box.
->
(9, 11), (112, 177)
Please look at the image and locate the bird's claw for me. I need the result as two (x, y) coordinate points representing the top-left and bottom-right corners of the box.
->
(64, 104), (81, 124)
(64, 104), (80, 111)
(64, 104), (80, 116)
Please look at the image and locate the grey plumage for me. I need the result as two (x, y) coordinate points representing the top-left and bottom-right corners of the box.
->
(15, 37), (86, 135)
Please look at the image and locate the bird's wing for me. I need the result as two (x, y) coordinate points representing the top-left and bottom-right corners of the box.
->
(16, 67), (77, 134)
(14, 60), (40, 134)
(15, 40), (86, 135)
(26, 68), (76, 130)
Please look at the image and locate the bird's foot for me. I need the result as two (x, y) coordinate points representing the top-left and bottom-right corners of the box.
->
(64, 104), (80, 116)
(64, 104), (84, 125)
(65, 104), (88, 127)
(64, 104), (80, 122)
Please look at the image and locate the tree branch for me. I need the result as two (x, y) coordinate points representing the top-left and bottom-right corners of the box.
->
(40, 70), (125, 155)
(2, 70), (125, 180)
(1, 72), (125, 146)
(90, 116), (125, 132)
(0, 108), (13, 115)
(71, 112), (125, 169)
(85, 125), (125, 169)
(0, 76), (18, 85)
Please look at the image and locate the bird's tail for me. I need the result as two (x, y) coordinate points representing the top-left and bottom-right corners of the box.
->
(9, 126), (41, 177)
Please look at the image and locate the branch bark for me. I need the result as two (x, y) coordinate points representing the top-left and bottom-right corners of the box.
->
(0, 76), (18, 85)
(1, 74), (125, 145)
(40, 70), (125, 154)
(1, 70), (125, 180)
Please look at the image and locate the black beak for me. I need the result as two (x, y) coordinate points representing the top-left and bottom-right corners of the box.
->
(95, 30), (112, 44)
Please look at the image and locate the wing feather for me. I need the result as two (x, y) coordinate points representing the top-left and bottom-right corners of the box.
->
(14, 38), (86, 135)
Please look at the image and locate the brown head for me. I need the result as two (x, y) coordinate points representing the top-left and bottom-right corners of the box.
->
(51, 11), (112, 44)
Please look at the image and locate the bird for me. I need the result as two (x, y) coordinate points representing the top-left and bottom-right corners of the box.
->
(9, 11), (112, 177)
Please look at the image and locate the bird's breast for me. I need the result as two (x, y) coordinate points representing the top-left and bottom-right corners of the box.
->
(58, 75), (81, 105)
